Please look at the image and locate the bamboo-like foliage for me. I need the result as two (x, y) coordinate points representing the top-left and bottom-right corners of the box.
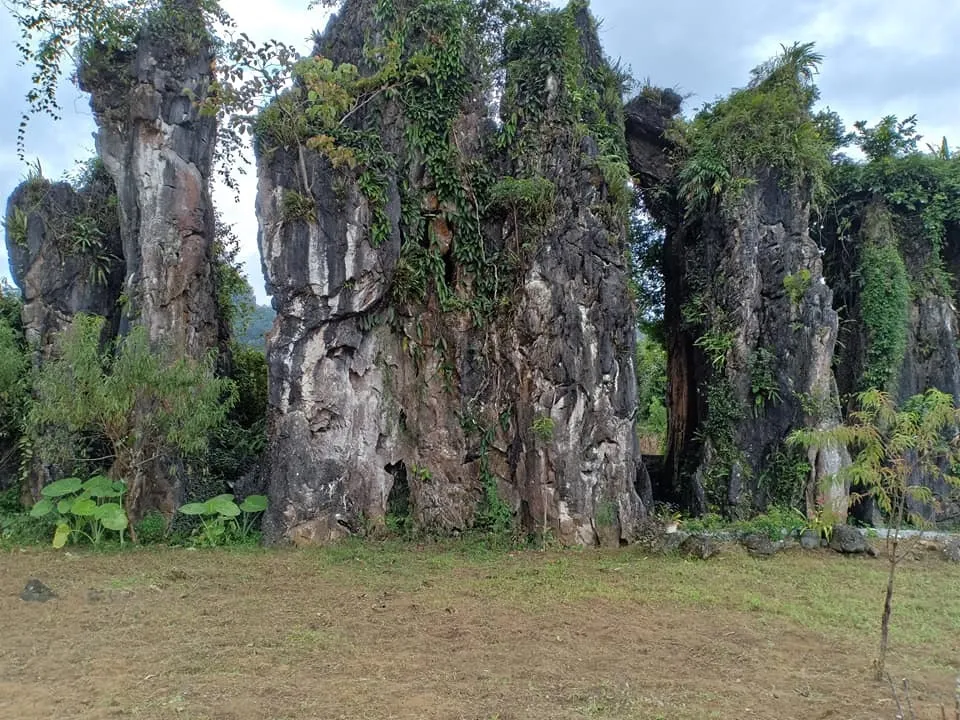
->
(789, 387), (960, 680)
(26, 314), (236, 523)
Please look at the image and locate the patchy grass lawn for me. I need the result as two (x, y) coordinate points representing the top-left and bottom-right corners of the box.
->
(1, 540), (958, 719)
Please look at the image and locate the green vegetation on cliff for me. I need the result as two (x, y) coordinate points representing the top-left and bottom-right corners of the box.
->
(672, 42), (838, 216)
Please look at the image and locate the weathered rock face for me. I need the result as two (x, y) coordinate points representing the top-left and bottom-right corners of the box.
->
(4, 168), (124, 358)
(258, 0), (644, 545)
(626, 94), (848, 518)
(78, 1), (219, 360)
(4, 166), (125, 499)
(824, 201), (960, 522)
(680, 172), (848, 517)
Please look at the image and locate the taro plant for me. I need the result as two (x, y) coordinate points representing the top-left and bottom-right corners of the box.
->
(29, 475), (128, 548)
(178, 493), (268, 547)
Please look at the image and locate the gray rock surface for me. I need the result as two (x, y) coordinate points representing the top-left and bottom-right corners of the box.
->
(829, 525), (869, 554)
(20, 579), (57, 602)
(78, 5), (220, 361)
(799, 528), (822, 550)
(4, 169), (124, 360)
(944, 538), (960, 563)
(4, 167), (126, 497)
(625, 95), (849, 518)
(258, 0), (644, 545)
(827, 202), (960, 524)
(72, 4), (223, 520)
(741, 533), (781, 557)
(680, 534), (719, 560)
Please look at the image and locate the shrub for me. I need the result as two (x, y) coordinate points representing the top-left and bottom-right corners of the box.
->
(27, 314), (236, 523)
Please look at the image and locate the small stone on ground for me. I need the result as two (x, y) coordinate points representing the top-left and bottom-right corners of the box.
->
(944, 538), (960, 563)
(20, 578), (57, 602)
(681, 534), (719, 560)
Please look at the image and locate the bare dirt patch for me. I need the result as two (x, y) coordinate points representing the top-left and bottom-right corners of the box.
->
(1, 543), (957, 719)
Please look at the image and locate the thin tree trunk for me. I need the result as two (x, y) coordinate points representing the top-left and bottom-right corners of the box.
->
(877, 554), (895, 680)
(877, 491), (906, 681)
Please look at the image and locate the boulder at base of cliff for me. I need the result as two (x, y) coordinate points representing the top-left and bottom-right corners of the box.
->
(829, 525), (870, 554)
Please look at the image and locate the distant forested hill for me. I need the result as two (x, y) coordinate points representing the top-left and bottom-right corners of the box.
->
(235, 303), (275, 350)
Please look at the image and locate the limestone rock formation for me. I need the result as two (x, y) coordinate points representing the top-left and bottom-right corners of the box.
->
(257, 0), (644, 545)
(677, 168), (848, 518)
(625, 69), (849, 518)
(78, 0), (220, 360)
(4, 0), (224, 518)
(4, 165), (124, 358)
(824, 197), (960, 522)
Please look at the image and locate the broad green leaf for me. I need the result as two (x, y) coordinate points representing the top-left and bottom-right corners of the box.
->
(207, 497), (241, 518)
(82, 475), (112, 490)
(57, 498), (75, 514)
(98, 504), (128, 531)
(71, 498), (98, 516)
(40, 477), (83, 497)
(210, 494), (236, 504)
(53, 522), (71, 549)
(83, 475), (123, 498)
(178, 502), (208, 516)
(239, 495), (268, 513)
(29, 498), (54, 518)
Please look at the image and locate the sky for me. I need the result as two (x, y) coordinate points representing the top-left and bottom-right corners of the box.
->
(1, 0), (958, 305)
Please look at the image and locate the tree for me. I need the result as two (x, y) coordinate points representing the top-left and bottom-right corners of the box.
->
(852, 115), (920, 163)
(26, 314), (236, 529)
(5, 0), (300, 190)
(788, 388), (960, 680)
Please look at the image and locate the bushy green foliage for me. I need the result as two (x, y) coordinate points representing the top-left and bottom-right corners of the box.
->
(782, 268), (812, 306)
(207, 342), (268, 488)
(0, 310), (29, 434)
(827, 125), (960, 288)
(10, 0), (228, 157)
(817, 118), (959, 392)
(134, 511), (168, 544)
(465, 410), (514, 535)
(2, 207), (28, 247)
(683, 505), (806, 540)
(675, 42), (835, 215)
(530, 415), (555, 441)
(695, 379), (746, 508)
(694, 328), (733, 371)
(635, 334), (667, 451)
(0, 487), (53, 545)
(280, 190), (316, 223)
(212, 213), (255, 339)
(628, 210), (665, 332)
(757, 447), (810, 510)
(488, 176), (556, 219)
(500, 0), (632, 216)
(852, 114), (920, 163)
(748, 347), (781, 416)
(27, 314), (235, 492)
(0, 284), (29, 486)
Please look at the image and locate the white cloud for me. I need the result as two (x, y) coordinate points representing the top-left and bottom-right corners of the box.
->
(3, 0), (959, 305)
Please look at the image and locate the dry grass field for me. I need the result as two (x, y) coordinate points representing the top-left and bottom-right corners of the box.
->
(2, 539), (958, 719)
